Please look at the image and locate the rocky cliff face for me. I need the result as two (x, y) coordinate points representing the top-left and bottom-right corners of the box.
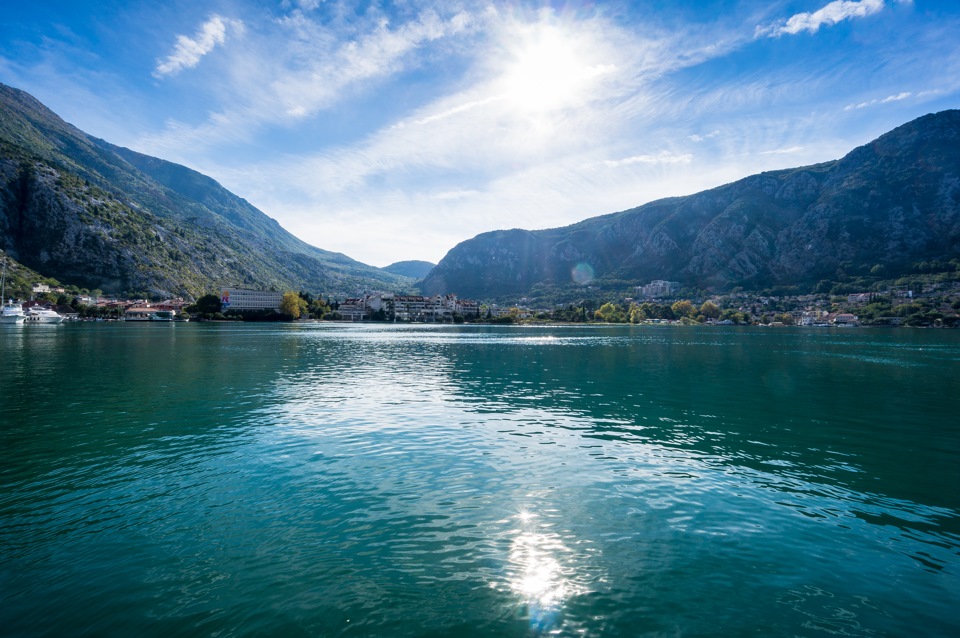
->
(0, 157), (248, 295)
(0, 83), (412, 298)
(421, 110), (960, 298)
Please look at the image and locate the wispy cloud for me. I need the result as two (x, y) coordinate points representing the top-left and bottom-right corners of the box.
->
(689, 130), (720, 142)
(756, 0), (886, 38)
(844, 91), (911, 110)
(140, 9), (476, 154)
(407, 96), (505, 126)
(430, 189), (481, 201)
(154, 15), (244, 78)
(600, 152), (693, 168)
(271, 10), (474, 115)
(758, 146), (804, 155)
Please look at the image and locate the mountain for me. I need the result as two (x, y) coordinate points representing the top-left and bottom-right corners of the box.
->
(0, 83), (413, 298)
(421, 110), (960, 300)
(382, 260), (436, 280)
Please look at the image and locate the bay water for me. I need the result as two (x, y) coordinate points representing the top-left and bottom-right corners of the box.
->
(1, 323), (958, 636)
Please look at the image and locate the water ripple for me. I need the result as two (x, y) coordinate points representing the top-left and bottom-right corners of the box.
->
(2, 323), (958, 636)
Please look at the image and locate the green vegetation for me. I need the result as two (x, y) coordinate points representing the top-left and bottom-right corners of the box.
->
(1, 83), (416, 299)
(280, 292), (308, 319)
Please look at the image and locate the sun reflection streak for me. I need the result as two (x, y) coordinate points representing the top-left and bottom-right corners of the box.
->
(504, 508), (584, 633)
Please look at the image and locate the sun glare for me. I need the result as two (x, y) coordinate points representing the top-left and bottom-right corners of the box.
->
(499, 24), (614, 114)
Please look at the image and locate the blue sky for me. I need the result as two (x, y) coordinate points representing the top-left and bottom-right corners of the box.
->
(2, 0), (958, 267)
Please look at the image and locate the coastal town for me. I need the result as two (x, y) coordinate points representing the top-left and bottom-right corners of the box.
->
(6, 278), (960, 328)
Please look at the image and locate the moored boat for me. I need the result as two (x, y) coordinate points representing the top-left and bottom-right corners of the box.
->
(0, 299), (25, 324)
(150, 310), (175, 321)
(0, 258), (25, 324)
(24, 306), (64, 324)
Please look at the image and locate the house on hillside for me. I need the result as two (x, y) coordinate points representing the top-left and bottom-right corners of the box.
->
(833, 313), (859, 326)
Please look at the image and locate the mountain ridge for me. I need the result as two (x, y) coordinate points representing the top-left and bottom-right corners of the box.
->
(0, 82), (412, 298)
(421, 110), (960, 299)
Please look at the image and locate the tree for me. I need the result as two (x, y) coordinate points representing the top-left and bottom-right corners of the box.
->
(699, 301), (720, 319)
(280, 292), (308, 319)
(629, 304), (646, 323)
(594, 302), (625, 323)
(671, 300), (694, 318)
(639, 302), (658, 319)
(309, 297), (331, 319)
(720, 309), (747, 324)
(190, 294), (222, 315)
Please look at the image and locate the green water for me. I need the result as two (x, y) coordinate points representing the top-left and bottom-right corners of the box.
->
(2, 323), (959, 636)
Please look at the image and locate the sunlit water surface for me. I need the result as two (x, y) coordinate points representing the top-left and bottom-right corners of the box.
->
(2, 323), (959, 636)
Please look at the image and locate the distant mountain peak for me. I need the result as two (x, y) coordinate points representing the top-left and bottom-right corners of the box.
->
(383, 260), (436, 280)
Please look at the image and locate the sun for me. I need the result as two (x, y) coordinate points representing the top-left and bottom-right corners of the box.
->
(498, 23), (614, 114)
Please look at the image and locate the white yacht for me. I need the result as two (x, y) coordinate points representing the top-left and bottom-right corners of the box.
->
(24, 306), (64, 324)
(0, 258), (24, 324)
(0, 299), (25, 324)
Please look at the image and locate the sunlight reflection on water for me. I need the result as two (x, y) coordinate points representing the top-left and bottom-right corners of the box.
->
(499, 508), (587, 633)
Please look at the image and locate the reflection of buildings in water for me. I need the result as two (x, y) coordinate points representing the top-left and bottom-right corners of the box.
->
(338, 293), (480, 322)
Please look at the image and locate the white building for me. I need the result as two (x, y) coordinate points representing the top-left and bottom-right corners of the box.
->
(338, 298), (369, 321)
(833, 313), (859, 326)
(220, 288), (283, 311)
(638, 280), (681, 297)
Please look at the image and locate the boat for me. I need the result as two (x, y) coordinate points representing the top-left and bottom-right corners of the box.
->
(0, 299), (25, 324)
(0, 258), (25, 324)
(125, 307), (157, 321)
(24, 306), (64, 324)
(124, 307), (180, 322)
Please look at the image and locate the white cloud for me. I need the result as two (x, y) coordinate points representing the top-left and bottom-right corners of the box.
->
(140, 9), (476, 155)
(270, 7), (479, 115)
(844, 90), (912, 110)
(431, 189), (481, 201)
(408, 96), (505, 126)
(689, 130), (720, 142)
(154, 15), (243, 78)
(758, 146), (804, 155)
(599, 152), (693, 168)
(756, 0), (886, 38)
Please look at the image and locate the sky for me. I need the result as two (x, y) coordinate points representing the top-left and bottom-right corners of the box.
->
(2, 1), (959, 268)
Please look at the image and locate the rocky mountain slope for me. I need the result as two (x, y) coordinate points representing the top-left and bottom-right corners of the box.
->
(0, 83), (412, 298)
(421, 110), (960, 299)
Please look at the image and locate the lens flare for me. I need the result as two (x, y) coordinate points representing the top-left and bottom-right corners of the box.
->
(571, 262), (594, 285)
